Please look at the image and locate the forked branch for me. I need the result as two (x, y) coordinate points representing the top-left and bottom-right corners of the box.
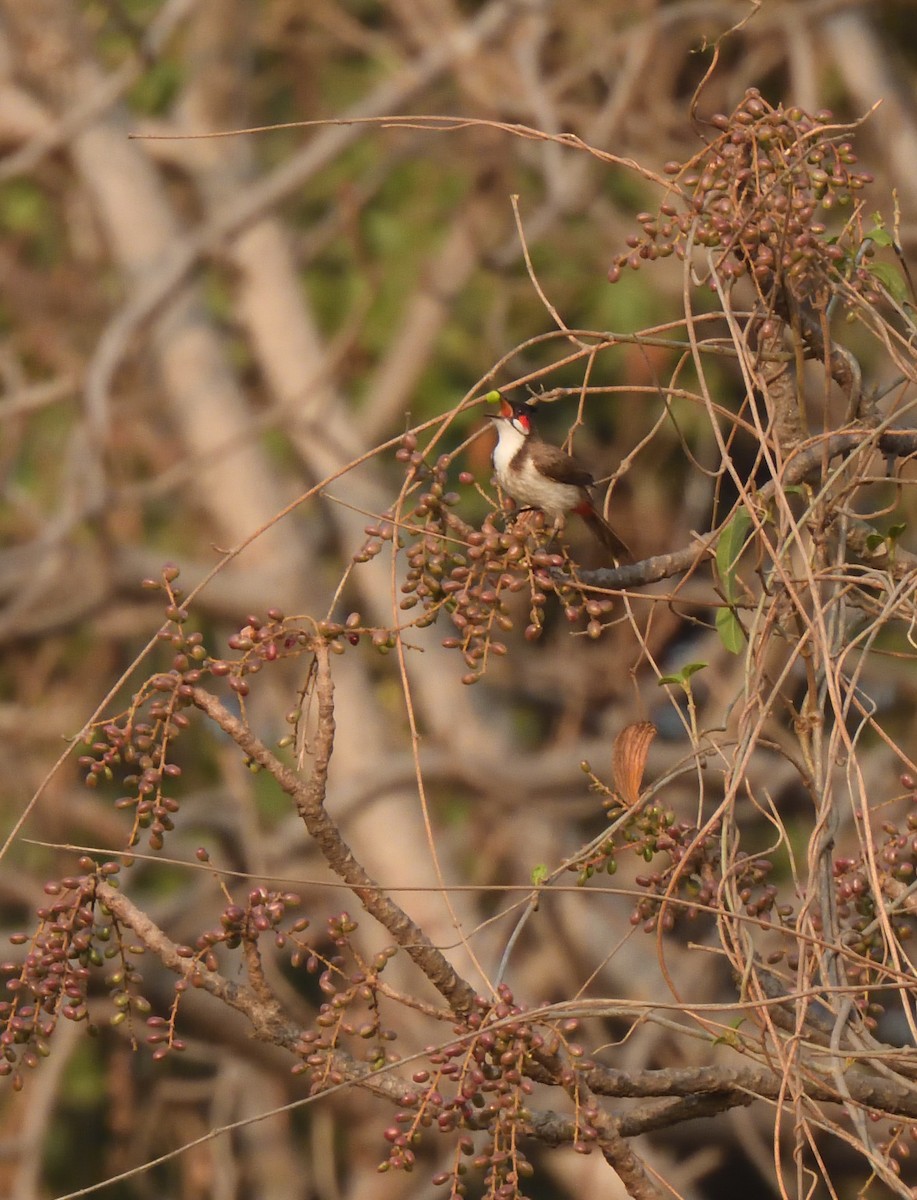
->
(191, 644), (479, 1016)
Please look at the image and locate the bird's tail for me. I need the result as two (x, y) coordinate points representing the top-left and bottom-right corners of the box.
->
(573, 501), (631, 562)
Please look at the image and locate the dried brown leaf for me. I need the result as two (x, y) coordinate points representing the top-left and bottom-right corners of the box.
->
(611, 721), (657, 809)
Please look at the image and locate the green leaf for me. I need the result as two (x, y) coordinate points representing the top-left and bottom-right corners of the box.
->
(531, 864), (549, 886)
(716, 509), (752, 603)
(658, 661), (707, 687)
(865, 214), (894, 248)
(866, 522), (907, 553)
(716, 605), (746, 654)
(866, 261), (908, 305)
(713, 1017), (746, 1047)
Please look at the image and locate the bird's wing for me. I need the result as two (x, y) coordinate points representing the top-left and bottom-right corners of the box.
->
(534, 443), (595, 488)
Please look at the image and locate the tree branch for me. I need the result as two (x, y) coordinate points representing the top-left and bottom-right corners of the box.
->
(190, 644), (478, 1016)
(582, 1059), (917, 1121)
(580, 428), (917, 587)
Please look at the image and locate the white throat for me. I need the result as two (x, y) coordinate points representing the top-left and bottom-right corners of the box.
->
(491, 420), (527, 479)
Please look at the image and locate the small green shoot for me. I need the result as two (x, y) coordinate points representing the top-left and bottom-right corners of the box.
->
(714, 509), (751, 653)
(658, 661), (706, 688)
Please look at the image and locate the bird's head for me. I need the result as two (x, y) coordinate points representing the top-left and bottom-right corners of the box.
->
(488, 392), (534, 436)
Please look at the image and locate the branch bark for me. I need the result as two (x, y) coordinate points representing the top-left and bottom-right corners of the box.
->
(581, 428), (917, 588)
(191, 642), (479, 1016)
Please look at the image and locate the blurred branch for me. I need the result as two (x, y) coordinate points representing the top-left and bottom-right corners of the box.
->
(85, 0), (523, 422)
(0, 0), (195, 183)
(824, 8), (917, 212)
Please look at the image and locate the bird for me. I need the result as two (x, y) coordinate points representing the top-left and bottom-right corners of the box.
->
(489, 394), (630, 560)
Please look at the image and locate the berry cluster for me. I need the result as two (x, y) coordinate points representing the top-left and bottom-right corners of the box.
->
(1, 861), (149, 1089)
(75, 565), (327, 844)
(874, 1121), (917, 1178)
(439, 517), (540, 682)
(147, 874), (306, 1061)
(82, 706), (188, 851)
(292, 913), (401, 1086)
(380, 985), (587, 1197)
(354, 434), (619, 684)
(76, 564), (203, 848)
(608, 88), (876, 304)
(213, 607), (310, 695)
(831, 795), (917, 1008)
(627, 826), (780, 933)
(569, 780), (785, 935)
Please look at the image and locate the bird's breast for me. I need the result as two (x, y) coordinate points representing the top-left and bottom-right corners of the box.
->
(492, 443), (582, 517)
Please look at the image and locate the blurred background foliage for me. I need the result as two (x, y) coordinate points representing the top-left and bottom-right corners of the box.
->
(4, 2), (917, 1198)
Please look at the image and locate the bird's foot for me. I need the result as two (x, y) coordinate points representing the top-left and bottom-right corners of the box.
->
(506, 508), (551, 539)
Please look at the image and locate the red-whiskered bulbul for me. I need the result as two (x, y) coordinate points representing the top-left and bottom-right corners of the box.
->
(490, 395), (630, 560)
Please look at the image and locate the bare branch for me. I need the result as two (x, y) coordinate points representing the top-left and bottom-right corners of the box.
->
(191, 647), (478, 1016)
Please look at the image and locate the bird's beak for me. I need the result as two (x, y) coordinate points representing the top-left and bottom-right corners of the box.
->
(486, 397), (514, 424)
(483, 390), (511, 421)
